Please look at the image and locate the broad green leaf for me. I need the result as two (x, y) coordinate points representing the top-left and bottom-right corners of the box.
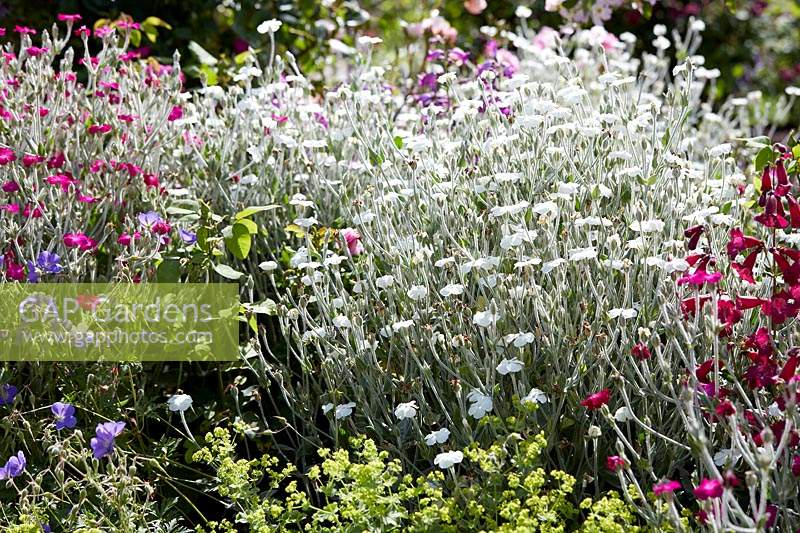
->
(156, 258), (181, 282)
(754, 146), (774, 172)
(225, 222), (252, 260)
(237, 218), (258, 234)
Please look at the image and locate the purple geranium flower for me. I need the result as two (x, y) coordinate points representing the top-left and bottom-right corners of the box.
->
(90, 421), (125, 458)
(137, 211), (164, 228)
(26, 251), (63, 283)
(51, 402), (77, 430)
(0, 383), (17, 405)
(178, 228), (197, 245)
(0, 451), (26, 479)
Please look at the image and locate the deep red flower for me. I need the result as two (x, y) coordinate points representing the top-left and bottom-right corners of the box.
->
(754, 193), (790, 229)
(580, 389), (610, 410)
(681, 294), (712, 317)
(745, 328), (773, 356)
(792, 455), (800, 476)
(1, 181), (19, 193)
(732, 249), (759, 284)
(22, 154), (45, 167)
(761, 291), (798, 325)
(727, 229), (763, 259)
(684, 225), (705, 250)
(715, 400), (735, 417)
(631, 342), (651, 360)
(744, 356), (779, 389)
(88, 124), (112, 135)
(696, 359), (724, 383)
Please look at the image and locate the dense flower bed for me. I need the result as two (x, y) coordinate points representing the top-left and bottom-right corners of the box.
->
(1, 10), (800, 532)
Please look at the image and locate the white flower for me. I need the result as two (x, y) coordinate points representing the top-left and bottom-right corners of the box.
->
(512, 332), (535, 348)
(329, 38), (356, 56)
(439, 283), (465, 297)
(614, 406), (634, 422)
(708, 143), (732, 158)
(424, 428), (451, 446)
(467, 389), (493, 419)
(568, 247), (597, 261)
(434, 450), (464, 469)
(334, 402), (356, 420)
(608, 308), (638, 319)
(167, 394), (193, 412)
(294, 216), (319, 228)
(522, 388), (548, 404)
(713, 448), (742, 467)
(257, 19), (282, 34)
(333, 315), (352, 328)
(394, 401), (418, 420)
(473, 310), (498, 328)
(259, 260), (278, 272)
(629, 219), (665, 233)
(515, 5), (532, 17)
(496, 357), (524, 375)
(407, 285), (428, 301)
(376, 275), (395, 289)
(541, 258), (566, 274)
(322, 403), (333, 414)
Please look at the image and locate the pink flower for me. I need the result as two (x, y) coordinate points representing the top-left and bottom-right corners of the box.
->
(606, 456), (626, 471)
(341, 228), (364, 256)
(63, 233), (97, 251)
(0, 147), (16, 165)
(88, 124), (112, 135)
(532, 27), (559, 50)
(22, 154), (45, 167)
(653, 480), (681, 496)
(47, 153), (66, 169)
(168, 105), (183, 121)
(580, 388), (610, 410)
(1, 181), (19, 193)
(57, 13), (82, 23)
(463, 0), (487, 15)
(677, 255), (722, 287)
(693, 478), (723, 500)
(47, 173), (79, 192)
(143, 174), (159, 189)
(25, 47), (49, 57)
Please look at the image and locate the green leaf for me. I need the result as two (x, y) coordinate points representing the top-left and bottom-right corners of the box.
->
(225, 223), (252, 260)
(237, 218), (258, 234)
(248, 299), (277, 315)
(792, 145), (800, 160)
(129, 29), (141, 47)
(156, 258), (181, 282)
(213, 263), (244, 280)
(393, 136), (403, 149)
(235, 205), (280, 220)
(754, 146), (774, 172)
(143, 16), (172, 29)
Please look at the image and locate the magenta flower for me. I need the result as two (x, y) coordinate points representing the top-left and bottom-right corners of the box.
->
(580, 388), (610, 410)
(22, 154), (45, 167)
(677, 258), (722, 287)
(693, 478), (723, 500)
(2, 181), (19, 193)
(88, 124), (112, 135)
(653, 480), (681, 496)
(25, 47), (49, 57)
(792, 455), (800, 476)
(727, 228), (762, 259)
(57, 13), (82, 23)
(0, 147), (16, 165)
(732, 249), (759, 284)
(63, 233), (97, 251)
(341, 228), (364, 256)
(168, 105), (183, 121)
(606, 456), (626, 471)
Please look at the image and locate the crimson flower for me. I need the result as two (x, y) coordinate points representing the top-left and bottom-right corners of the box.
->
(580, 389), (610, 410)
(88, 124), (112, 135)
(693, 478), (723, 500)
(631, 342), (651, 360)
(684, 225), (705, 250)
(732, 249), (759, 284)
(63, 233), (97, 251)
(754, 193), (790, 229)
(0, 147), (16, 165)
(714, 400), (735, 417)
